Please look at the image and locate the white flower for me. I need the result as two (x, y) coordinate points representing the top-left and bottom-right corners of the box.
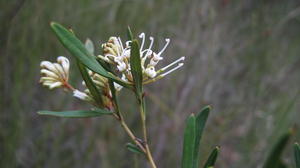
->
(144, 66), (157, 78)
(138, 33), (185, 82)
(113, 82), (123, 91)
(40, 56), (70, 89)
(73, 89), (92, 101)
(99, 36), (131, 70)
(98, 33), (185, 85)
(116, 60), (127, 72)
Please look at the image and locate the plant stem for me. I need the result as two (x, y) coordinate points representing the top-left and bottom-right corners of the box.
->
(120, 118), (147, 153)
(112, 108), (147, 153)
(139, 98), (157, 168)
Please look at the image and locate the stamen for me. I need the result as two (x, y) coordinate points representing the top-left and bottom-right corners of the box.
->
(158, 38), (170, 55)
(145, 37), (154, 56)
(160, 56), (185, 71)
(160, 63), (184, 77)
(114, 37), (123, 56)
(117, 37), (124, 51)
(139, 33), (145, 51)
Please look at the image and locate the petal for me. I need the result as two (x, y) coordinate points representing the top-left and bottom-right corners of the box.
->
(73, 90), (89, 100)
(40, 61), (57, 72)
(57, 56), (70, 73)
(41, 69), (59, 79)
(53, 63), (66, 78)
(113, 82), (123, 91)
(40, 76), (57, 82)
(49, 82), (63, 89)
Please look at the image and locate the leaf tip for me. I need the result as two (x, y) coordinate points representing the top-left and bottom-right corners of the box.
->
(204, 105), (212, 111)
(50, 21), (57, 27)
(37, 111), (44, 115)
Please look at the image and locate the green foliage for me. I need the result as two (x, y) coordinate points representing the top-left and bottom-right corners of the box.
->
(126, 143), (144, 155)
(130, 40), (143, 96)
(126, 26), (134, 41)
(294, 143), (300, 168)
(203, 146), (219, 168)
(194, 106), (210, 167)
(263, 131), (292, 168)
(182, 106), (211, 168)
(2, 1), (300, 167)
(38, 109), (112, 118)
(182, 113), (196, 168)
(77, 61), (104, 107)
(50, 22), (131, 89)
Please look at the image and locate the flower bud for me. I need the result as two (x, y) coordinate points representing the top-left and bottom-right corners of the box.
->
(39, 56), (70, 90)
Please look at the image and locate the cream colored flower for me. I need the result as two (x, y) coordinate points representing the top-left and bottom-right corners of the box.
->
(40, 56), (70, 89)
(73, 89), (92, 101)
(98, 33), (185, 85)
(79, 70), (122, 108)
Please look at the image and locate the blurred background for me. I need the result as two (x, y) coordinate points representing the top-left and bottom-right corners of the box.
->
(1, 0), (300, 167)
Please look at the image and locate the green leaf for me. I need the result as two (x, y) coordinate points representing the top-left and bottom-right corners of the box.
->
(294, 143), (300, 168)
(38, 109), (112, 118)
(127, 26), (133, 40)
(262, 131), (292, 168)
(203, 146), (220, 168)
(50, 22), (131, 89)
(182, 114), (196, 168)
(77, 61), (103, 107)
(97, 59), (116, 75)
(130, 39), (143, 96)
(193, 105), (211, 168)
(85, 38), (94, 55)
(126, 143), (144, 155)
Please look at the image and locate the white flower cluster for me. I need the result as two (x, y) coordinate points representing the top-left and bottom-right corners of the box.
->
(39, 56), (118, 107)
(98, 33), (185, 84)
(40, 56), (70, 89)
(39, 33), (185, 108)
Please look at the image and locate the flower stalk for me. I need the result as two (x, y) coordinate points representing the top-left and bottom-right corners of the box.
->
(139, 96), (157, 168)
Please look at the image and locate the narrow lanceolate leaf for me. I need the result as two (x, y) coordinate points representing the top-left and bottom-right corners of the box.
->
(294, 143), (300, 168)
(193, 106), (211, 168)
(77, 61), (103, 107)
(127, 26), (133, 40)
(97, 59), (116, 75)
(38, 109), (112, 118)
(126, 143), (144, 155)
(130, 40), (143, 96)
(85, 38), (94, 55)
(182, 114), (196, 168)
(262, 131), (292, 168)
(203, 146), (220, 168)
(50, 22), (131, 89)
